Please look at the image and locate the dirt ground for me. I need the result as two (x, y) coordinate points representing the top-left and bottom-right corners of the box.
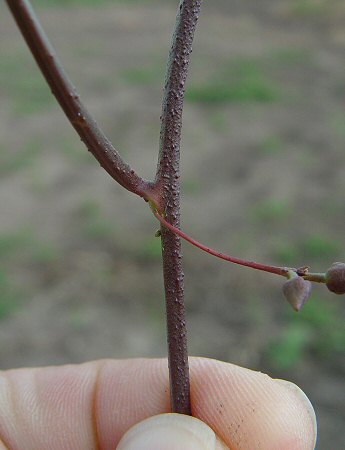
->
(0, 0), (344, 448)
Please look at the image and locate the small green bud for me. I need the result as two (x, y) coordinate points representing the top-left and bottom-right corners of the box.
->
(283, 276), (312, 312)
(325, 262), (345, 295)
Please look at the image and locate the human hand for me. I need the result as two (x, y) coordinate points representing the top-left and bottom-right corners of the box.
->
(0, 358), (316, 449)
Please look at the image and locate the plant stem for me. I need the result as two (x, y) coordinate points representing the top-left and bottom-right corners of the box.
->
(156, 0), (202, 415)
(6, 0), (158, 204)
(7, 0), (203, 415)
(152, 209), (289, 277)
(299, 272), (326, 283)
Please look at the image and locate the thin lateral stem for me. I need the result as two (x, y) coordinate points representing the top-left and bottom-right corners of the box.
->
(157, 0), (202, 415)
(300, 272), (326, 283)
(6, 0), (158, 204)
(153, 209), (289, 277)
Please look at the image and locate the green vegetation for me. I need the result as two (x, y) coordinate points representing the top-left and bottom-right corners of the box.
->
(77, 200), (114, 240)
(207, 110), (229, 131)
(186, 78), (277, 104)
(302, 234), (340, 260)
(273, 242), (300, 266)
(182, 178), (201, 195)
(268, 48), (312, 65)
(0, 229), (60, 266)
(266, 296), (345, 369)
(120, 65), (164, 86)
(135, 237), (162, 262)
(186, 59), (278, 104)
(0, 140), (43, 176)
(0, 269), (21, 320)
(266, 322), (312, 370)
(78, 199), (102, 219)
(257, 135), (284, 155)
(273, 233), (340, 266)
(30, 242), (60, 265)
(61, 138), (95, 164)
(290, 0), (327, 16)
(330, 112), (345, 140)
(0, 230), (32, 259)
(0, 54), (53, 115)
(252, 199), (291, 223)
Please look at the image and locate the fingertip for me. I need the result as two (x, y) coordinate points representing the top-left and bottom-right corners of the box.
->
(274, 379), (317, 449)
(116, 413), (229, 450)
(189, 358), (317, 450)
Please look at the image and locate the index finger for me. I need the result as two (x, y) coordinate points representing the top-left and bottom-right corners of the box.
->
(0, 358), (316, 449)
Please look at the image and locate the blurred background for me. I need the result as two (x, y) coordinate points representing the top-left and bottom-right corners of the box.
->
(0, 0), (345, 448)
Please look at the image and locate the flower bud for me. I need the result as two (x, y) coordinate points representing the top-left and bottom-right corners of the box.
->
(325, 262), (345, 294)
(283, 276), (312, 312)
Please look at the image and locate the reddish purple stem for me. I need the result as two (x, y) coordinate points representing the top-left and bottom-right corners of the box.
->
(6, 0), (202, 415)
(154, 0), (202, 415)
(153, 209), (289, 277)
(6, 0), (158, 205)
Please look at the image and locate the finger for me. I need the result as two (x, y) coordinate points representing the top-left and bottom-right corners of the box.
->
(116, 413), (229, 450)
(0, 359), (170, 450)
(189, 358), (317, 450)
(0, 358), (316, 450)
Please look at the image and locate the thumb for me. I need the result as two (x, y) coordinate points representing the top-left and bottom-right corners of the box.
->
(116, 413), (229, 450)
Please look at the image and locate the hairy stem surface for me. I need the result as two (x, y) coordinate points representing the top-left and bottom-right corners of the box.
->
(156, 0), (202, 415)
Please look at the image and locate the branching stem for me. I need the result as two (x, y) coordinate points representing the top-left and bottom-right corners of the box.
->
(6, 0), (158, 205)
(152, 208), (329, 285)
(7, 0), (203, 415)
(152, 208), (289, 276)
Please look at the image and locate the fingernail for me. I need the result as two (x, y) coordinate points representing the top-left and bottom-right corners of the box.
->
(116, 413), (226, 450)
(275, 379), (317, 448)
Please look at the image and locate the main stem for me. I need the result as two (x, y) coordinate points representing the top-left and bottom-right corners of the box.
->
(7, 0), (203, 414)
(156, 0), (202, 415)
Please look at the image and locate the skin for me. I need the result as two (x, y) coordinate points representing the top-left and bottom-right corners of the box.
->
(0, 357), (316, 450)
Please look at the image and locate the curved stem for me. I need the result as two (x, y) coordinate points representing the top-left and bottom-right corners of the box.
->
(6, 0), (158, 204)
(152, 208), (290, 277)
(157, 0), (202, 415)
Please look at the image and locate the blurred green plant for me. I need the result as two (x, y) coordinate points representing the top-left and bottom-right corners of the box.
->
(181, 178), (201, 195)
(0, 269), (21, 320)
(302, 234), (340, 260)
(0, 140), (43, 176)
(266, 322), (312, 370)
(77, 199), (114, 240)
(186, 59), (278, 104)
(135, 237), (162, 262)
(186, 79), (277, 104)
(273, 234), (340, 267)
(0, 230), (32, 259)
(268, 48), (312, 65)
(291, 0), (327, 16)
(266, 295), (345, 369)
(207, 110), (229, 131)
(273, 242), (300, 266)
(30, 242), (60, 265)
(61, 137), (95, 163)
(120, 65), (164, 86)
(0, 229), (61, 268)
(252, 199), (291, 223)
(257, 135), (283, 155)
(0, 54), (53, 114)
